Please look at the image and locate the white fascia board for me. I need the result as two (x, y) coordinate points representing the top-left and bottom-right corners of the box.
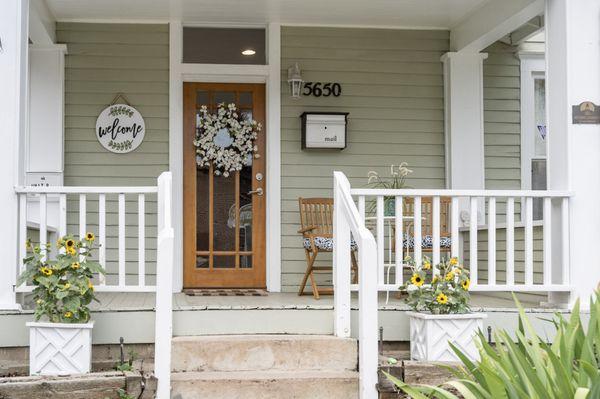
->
(451, 0), (544, 52)
(29, 0), (56, 45)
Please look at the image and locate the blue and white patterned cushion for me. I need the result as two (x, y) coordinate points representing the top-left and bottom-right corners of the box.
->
(403, 234), (452, 249)
(303, 236), (358, 252)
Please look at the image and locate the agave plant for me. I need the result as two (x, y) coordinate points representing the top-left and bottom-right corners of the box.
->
(385, 292), (600, 399)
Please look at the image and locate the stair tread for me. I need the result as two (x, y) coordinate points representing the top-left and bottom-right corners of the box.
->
(171, 369), (359, 381)
(172, 334), (355, 342)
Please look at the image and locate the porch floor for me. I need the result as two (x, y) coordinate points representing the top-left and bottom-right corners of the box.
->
(77, 291), (550, 312)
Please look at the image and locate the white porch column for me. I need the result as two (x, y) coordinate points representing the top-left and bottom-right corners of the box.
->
(441, 52), (487, 224)
(0, 0), (29, 310)
(546, 0), (600, 308)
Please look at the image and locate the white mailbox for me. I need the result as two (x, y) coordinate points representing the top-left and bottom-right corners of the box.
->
(301, 112), (349, 149)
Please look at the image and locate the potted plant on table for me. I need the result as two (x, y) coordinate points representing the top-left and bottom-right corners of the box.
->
(366, 162), (412, 216)
(401, 256), (486, 362)
(18, 233), (105, 375)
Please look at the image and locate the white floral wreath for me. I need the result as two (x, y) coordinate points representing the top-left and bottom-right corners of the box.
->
(193, 103), (260, 177)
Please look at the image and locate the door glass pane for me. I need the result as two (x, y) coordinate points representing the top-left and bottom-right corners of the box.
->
(214, 255), (236, 269)
(214, 91), (235, 104)
(534, 78), (547, 157)
(239, 92), (252, 106)
(213, 173), (236, 251)
(196, 90), (209, 107)
(239, 165), (253, 263)
(532, 159), (547, 220)
(196, 168), (210, 251)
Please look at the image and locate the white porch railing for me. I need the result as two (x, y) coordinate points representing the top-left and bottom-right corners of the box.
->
(14, 172), (174, 399)
(332, 171), (573, 399)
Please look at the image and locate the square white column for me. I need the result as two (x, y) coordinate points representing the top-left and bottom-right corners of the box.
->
(442, 52), (488, 225)
(546, 0), (600, 308)
(0, 0), (29, 309)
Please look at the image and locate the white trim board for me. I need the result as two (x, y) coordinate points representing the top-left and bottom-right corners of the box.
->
(518, 52), (545, 190)
(168, 21), (282, 292)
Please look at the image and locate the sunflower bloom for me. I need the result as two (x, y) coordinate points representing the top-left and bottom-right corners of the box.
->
(88, 280), (94, 291)
(452, 268), (462, 275)
(449, 257), (459, 266)
(85, 232), (95, 242)
(422, 261), (431, 270)
(462, 279), (470, 291)
(436, 293), (448, 304)
(64, 311), (73, 318)
(64, 283), (71, 289)
(65, 239), (75, 248)
(71, 262), (80, 269)
(57, 238), (64, 248)
(410, 274), (424, 287)
(40, 267), (52, 276)
(66, 246), (76, 256)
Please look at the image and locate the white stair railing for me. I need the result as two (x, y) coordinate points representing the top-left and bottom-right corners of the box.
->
(154, 171), (174, 399)
(333, 171), (574, 398)
(333, 171), (378, 399)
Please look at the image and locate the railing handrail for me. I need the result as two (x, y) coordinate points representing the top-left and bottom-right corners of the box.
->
(333, 171), (379, 399)
(154, 171), (174, 399)
(350, 187), (573, 198)
(15, 186), (158, 194)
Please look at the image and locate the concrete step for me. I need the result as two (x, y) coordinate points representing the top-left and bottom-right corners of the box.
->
(171, 370), (359, 399)
(171, 334), (357, 373)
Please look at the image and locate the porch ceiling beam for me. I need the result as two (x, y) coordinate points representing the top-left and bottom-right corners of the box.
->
(450, 0), (544, 52)
(29, 0), (55, 45)
(509, 15), (544, 45)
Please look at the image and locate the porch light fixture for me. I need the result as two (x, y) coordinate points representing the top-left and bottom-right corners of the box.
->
(241, 48), (256, 56)
(287, 62), (304, 100)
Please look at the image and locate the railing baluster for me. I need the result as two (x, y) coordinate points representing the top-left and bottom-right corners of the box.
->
(432, 196), (440, 268)
(59, 194), (67, 237)
(99, 194), (106, 285)
(561, 197), (570, 285)
(395, 196), (403, 285)
(506, 197), (515, 286)
(413, 196), (422, 265)
(358, 195), (365, 222)
(138, 194), (146, 287)
(376, 195), (384, 285)
(525, 197), (534, 285)
(40, 194), (47, 260)
(469, 197), (478, 284)
(18, 194), (27, 273)
(79, 194), (86, 239)
(543, 197), (552, 285)
(118, 193), (126, 287)
(451, 197), (459, 258)
(488, 197), (496, 285)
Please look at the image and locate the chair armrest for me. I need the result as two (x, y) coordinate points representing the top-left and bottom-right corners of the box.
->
(298, 226), (317, 234)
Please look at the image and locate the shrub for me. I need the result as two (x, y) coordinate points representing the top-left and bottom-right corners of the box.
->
(18, 234), (105, 323)
(386, 292), (600, 399)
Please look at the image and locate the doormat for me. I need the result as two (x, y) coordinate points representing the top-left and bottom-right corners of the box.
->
(183, 289), (268, 297)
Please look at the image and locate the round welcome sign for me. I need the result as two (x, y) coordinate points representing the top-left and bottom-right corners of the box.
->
(95, 104), (145, 153)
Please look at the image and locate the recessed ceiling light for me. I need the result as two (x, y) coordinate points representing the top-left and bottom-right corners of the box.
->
(242, 49), (256, 56)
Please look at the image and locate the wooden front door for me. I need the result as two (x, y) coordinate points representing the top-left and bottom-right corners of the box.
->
(183, 83), (266, 288)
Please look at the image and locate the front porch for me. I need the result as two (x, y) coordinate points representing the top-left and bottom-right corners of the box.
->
(0, 291), (566, 348)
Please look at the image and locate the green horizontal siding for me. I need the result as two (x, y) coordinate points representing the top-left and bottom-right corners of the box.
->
(56, 23), (169, 284)
(280, 26), (449, 292)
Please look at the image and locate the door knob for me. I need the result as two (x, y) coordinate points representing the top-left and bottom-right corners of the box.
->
(248, 188), (263, 196)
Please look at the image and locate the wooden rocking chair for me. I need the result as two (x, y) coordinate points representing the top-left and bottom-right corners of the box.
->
(297, 197), (358, 299)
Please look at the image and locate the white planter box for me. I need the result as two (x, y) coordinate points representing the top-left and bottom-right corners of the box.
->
(408, 312), (486, 362)
(27, 321), (94, 375)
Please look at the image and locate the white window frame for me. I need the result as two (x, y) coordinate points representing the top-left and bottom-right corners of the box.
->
(169, 21), (281, 292)
(519, 52), (546, 190)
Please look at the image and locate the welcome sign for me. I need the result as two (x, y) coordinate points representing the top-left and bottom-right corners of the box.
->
(96, 104), (145, 153)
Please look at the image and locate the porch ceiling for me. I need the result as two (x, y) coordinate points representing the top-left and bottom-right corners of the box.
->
(45, 0), (490, 29)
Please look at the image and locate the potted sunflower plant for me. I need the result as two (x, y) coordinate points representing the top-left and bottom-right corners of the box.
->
(18, 233), (104, 375)
(401, 256), (486, 362)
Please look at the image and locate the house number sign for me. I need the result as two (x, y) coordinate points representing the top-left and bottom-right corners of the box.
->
(95, 104), (145, 153)
(303, 82), (342, 97)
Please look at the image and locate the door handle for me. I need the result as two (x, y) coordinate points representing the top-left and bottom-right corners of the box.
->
(248, 188), (263, 196)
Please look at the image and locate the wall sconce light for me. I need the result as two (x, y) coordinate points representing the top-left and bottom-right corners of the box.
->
(287, 63), (304, 100)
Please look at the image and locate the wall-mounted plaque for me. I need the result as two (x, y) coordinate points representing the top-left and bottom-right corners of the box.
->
(572, 101), (600, 124)
(96, 104), (145, 153)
